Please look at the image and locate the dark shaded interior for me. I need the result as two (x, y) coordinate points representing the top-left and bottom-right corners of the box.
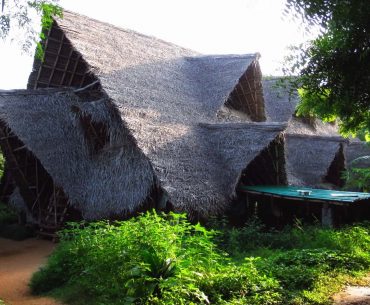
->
(227, 135), (287, 226)
(324, 143), (346, 187)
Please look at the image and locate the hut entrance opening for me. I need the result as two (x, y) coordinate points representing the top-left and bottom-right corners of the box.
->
(0, 121), (80, 235)
(324, 143), (346, 188)
(228, 135), (287, 226)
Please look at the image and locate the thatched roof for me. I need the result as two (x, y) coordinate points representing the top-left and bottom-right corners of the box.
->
(3, 10), (352, 221)
(155, 122), (286, 215)
(284, 134), (346, 187)
(263, 78), (346, 187)
(28, 11), (286, 215)
(0, 88), (285, 217)
(0, 89), (154, 219)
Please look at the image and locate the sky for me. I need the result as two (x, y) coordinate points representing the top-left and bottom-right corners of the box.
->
(0, 0), (317, 90)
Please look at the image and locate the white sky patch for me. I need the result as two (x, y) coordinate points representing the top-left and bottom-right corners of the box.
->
(0, 0), (318, 89)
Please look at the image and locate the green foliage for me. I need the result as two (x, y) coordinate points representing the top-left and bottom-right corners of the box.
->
(284, 0), (370, 137)
(342, 155), (370, 192)
(30, 212), (370, 305)
(30, 211), (281, 305)
(0, 0), (62, 55)
(215, 220), (370, 304)
(0, 202), (17, 225)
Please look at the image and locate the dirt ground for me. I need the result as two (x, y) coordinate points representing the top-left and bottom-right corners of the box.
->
(333, 286), (370, 305)
(0, 237), (63, 305)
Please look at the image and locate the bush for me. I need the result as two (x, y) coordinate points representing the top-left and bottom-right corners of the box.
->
(31, 211), (281, 305)
(31, 212), (370, 305)
(343, 155), (370, 192)
(0, 203), (17, 225)
(215, 220), (370, 304)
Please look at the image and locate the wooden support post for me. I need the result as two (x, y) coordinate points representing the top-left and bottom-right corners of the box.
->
(60, 47), (74, 86)
(321, 203), (333, 227)
(238, 75), (253, 115)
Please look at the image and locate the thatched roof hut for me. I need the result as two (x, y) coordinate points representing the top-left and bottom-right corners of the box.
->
(0, 11), (288, 228)
(1, 10), (363, 230)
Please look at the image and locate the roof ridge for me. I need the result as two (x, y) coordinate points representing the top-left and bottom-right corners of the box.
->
(60, 10), (201, 55)
(186, 53), (259, 60)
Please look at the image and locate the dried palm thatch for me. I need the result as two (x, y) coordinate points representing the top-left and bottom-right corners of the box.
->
(0, 89), (154, 219)
(0, 88), (285, 219)
(284, 134), (347, 187)
(24, 11), (285, 217)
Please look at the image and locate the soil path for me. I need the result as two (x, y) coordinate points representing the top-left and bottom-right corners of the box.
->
(0, 237), (63, 305)
(333, 285), (370, 305)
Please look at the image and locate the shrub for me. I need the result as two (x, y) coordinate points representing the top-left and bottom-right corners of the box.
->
(31, 211), (281, 305)
(214, 220), (370, 304)
(0, 203), (17, 225)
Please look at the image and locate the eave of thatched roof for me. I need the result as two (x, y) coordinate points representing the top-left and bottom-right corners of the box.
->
(0, 89), (155, 219)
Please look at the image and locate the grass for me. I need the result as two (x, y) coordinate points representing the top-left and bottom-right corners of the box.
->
(30, 211), (370, 305)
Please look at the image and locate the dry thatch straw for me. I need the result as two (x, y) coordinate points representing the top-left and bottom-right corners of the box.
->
(27, 11), (287, 216)
(0, 89), (154, 219)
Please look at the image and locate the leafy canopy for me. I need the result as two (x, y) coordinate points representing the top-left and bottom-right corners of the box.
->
(285, 0), (370, 138)
(0, 0), (62, 53)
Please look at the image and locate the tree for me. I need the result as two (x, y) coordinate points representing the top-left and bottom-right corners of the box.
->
(284, 0), (370, 139)
(0, 0), (62, 54)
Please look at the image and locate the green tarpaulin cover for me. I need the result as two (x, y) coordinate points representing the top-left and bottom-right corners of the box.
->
(240, 185), (370, 203)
